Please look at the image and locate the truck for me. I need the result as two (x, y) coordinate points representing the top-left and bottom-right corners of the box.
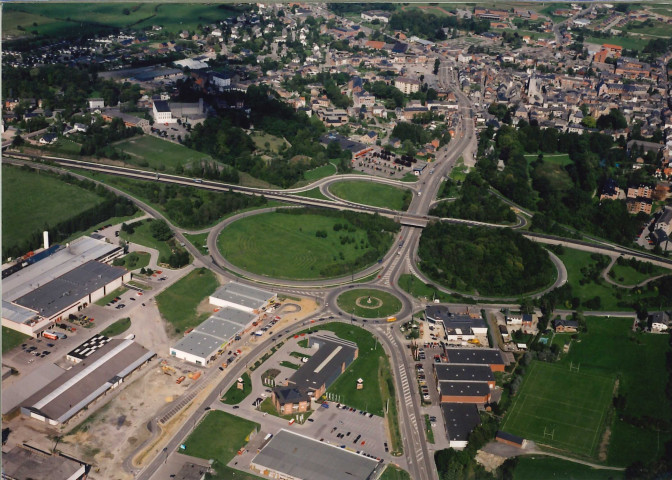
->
(42, 331), (59, 340)
(54, 331), (67, 339)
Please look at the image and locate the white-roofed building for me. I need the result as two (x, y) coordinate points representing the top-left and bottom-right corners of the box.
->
(209, 283), (276, 314)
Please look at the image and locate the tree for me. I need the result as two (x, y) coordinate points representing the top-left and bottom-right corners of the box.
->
(581, 115), (596, 128)
(149, 220), (173, 241)
(520, 297), (535, 314)
(433, 58), (441, 75)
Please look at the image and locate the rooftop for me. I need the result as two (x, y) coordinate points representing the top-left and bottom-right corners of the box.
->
(445, 348), (505, 366)
(195, 316), (244, 342)
(288, 334), (358, 393)
(251, 429), (381, 480)
(434, 364), (495, 383)
(14, 261), (127, 318)
(211, 306), (256, 327)
(441, 403), (482, 442)
(171, 331), (224, 360)
(210, 282), (275, 310)
(21, 339), (154, 423)
(153, 100), (171, 113)
(1, 445), (86, 480)
(439, 381), (490, 398)
(66, 334), (111, 362)
(3, 236), (120, 302)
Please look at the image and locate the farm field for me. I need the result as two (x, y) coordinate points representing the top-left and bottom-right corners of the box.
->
(155, 268), (219, 335)
(2, 165), (105, 256)
(114, 135), (215, 173)
(217, 210), (386, 280)
(336, 288), (402, 318)
(512, 456), (623, 480)
(329, 181), (412, 211)
(501, 361), (614, 458)
(182, 411), (260, 477)
(557, 317), (672, 466)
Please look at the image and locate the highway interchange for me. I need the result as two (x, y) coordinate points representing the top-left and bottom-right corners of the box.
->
(4, 61), (672, 480)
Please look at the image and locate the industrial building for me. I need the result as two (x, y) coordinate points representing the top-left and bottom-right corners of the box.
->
(250, 429), (383, 480)
(2, 236), (125, 336)
(273, 334), (358, 411)
(444, 348), (506, 372)
(66, 334), (111, 364)
(438, 381), (491, 403)
(1, 444), (88, 480)
(440, 403), (482, 449)
(20, 337), (155, 425)
(425, 305), (488, 342)
(209, 283), (276, 314)
(434, 364), (495, 389)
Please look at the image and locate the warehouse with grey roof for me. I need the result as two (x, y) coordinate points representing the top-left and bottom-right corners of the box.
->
(250, 429), (383, 480)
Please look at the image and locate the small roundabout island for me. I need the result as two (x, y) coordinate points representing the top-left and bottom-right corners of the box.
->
(217, 208), (399, 280)
(336, 288), (403, 318)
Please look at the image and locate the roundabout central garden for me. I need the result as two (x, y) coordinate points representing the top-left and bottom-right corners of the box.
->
(336, 288), (402, 318)
(217, 208), (399, 280)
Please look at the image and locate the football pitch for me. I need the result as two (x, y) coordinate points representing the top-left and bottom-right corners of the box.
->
(501, 361), (614, 458)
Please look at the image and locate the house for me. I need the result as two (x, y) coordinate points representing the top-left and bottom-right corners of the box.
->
(39, 133), (58, 145)
(506, 314), (533, 326)
(554, 319), (578, 333)
(394, 77), (421, 94)
(496, 431), (527, 448)
(654, 206), (672, 235)
(648, 312), (670, 332)
(271, 386), (311, 414)
(88, 98), (105, 110)
(599, 179), (620, 201)
(626, 197), (653, 215)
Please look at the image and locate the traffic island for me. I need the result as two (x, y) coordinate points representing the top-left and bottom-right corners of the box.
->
(336, 289), (402, 319)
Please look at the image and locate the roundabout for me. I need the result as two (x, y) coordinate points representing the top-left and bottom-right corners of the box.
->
(335, 288), (403, 319)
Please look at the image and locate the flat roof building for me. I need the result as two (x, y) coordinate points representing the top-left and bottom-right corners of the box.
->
(209, 283), (276, 314)
(438, 381), (491, 404)
(434, 364), (495, 388)
(170, 332), (224, 367)
(21, 338), (155, 425)
(440, 403), (482, 449)
(66, 334), (111, 363)
(250, 429), (383, 480)
(444, 348), (506, 372)
(286, 334), (358, 399)
(1, 444), (87, 480)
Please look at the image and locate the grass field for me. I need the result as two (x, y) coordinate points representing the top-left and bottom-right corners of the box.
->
(2, 165), (105, 256)
(512, 456), (623, 480)
(293, 187), (330, 201)
(379, 465), (412, 480)
(336, 289), (402, 318)
(2, 327), (30, 354)
(501, 361), (614, 458)
(524, 153), (572, 167)
(221, 373), (252, 405)
(532, 162), (573, 192)
(115, 135), (214, 173)
(585, 36), (650, 51)
(183, 411), (259, 473)
(100, 317), (132, 337)
(113, 251), (151, 271)
(450, 157), (468, 182)
(329, 181), (412, 211)
(557, 317), (672, 466)
(43, 137), (83, 157)
(183, 232), (209, 255)
(120, 220), (175, 264)
(557, 248), (663, 310)
(400, 173), (419, 182)
(217, 211), (382, 280)
(398, 274), (478, 305)
(621, 20), (672, 38)
(155, 268), (219, 335)
(5, 3), (245, 36)
(303, 163), (337, 182)
(250, 131), (289, 154)
(608, 262), (669, 286)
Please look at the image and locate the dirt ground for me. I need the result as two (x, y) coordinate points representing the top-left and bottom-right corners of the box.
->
(59, 359), (198, 480)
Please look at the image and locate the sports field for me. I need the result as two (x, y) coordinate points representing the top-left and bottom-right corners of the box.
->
(115, 136), (214, 173)
(501, 361), (614, 458)
(329, 181), (412, 211)
(217, 211), (380, 280)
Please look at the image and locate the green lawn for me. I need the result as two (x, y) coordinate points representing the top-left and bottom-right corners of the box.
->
(512, 456), (623, 480)
(2, 165), (105, 257)
(221, 373), (252, 405)
(115, 135), (215, 174)
(95, 287), (128, 307)
(557, 249), (664, 310)
(250, 131), (289, 154)
(120, 219), (187, 265)
(450, 157), (468, 182)
(279, 360), (301, 370)
(608, 262), (669, 286)
(182, 411), (259, 471)
(100, 317), (132, 337)
(183, 232), (210, 255)
(303, 163), (337, 182)
(43, 137), (83, 157)
(329, 181), (412, 211)
(379, 465), (412, 480)
(400, 173), (419, 182)
(113, 251), (151, 271)
(398, 274), (479, 305)
(155, 268), (219, 335)
(501, 361), (614, 459)
(621, 20), (672, 38)
(217, 210), (387, 280)
(424, 414), (435, 444)
(336, 289), (402, 319)
(2, 327), (30, 354)
(524, 153), (572, 167)
(532, 162), (573, 192)
(585, 36), (650, 51)
(293, 188), (330, 201)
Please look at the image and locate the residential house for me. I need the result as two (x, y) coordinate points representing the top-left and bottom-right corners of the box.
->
(39, 133), (58, 145)
(554, 319), (578, 333)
